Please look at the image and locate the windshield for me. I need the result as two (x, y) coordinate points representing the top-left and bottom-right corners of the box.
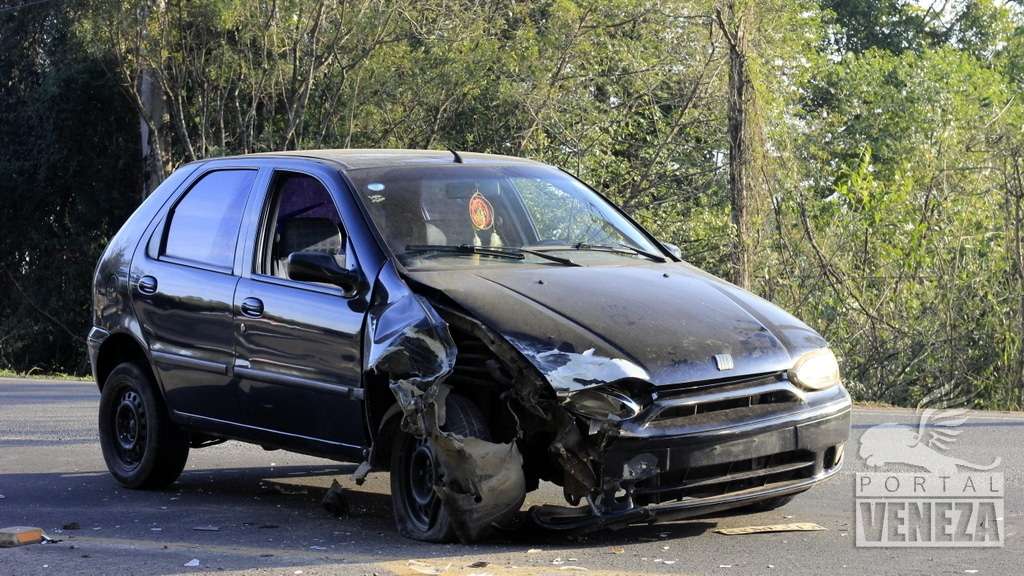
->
(348, 164), (663, 269)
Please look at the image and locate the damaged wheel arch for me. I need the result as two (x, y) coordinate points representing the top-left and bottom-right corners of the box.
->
(363, 263), (531, 543)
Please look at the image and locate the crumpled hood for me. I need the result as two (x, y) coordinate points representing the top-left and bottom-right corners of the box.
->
(406, 261), (828, 390)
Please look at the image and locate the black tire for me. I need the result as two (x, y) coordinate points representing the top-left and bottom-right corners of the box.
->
(390, 393), (490, 542)
(98, 362), (189, 489)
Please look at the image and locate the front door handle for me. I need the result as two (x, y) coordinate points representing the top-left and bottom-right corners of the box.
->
(137, 275), (158, 295)
(240, 297), (264, 318)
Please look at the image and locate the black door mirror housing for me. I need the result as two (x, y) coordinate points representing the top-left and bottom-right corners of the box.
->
(287, 252), (363, 295)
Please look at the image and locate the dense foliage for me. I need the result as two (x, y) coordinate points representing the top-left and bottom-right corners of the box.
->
(2, 0), (1023, 409)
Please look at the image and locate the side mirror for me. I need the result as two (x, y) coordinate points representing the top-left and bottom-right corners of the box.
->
(287, 252), (363, 296)
(661, 241), (682, 260)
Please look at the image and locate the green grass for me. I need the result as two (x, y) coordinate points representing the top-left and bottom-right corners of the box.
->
(0, 369), (91, 381)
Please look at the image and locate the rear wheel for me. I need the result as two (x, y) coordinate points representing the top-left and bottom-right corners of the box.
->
(390, 393), (490, 542)
(98, 362), (189, 489)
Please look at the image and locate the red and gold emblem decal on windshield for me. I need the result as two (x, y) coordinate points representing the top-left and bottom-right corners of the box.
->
(468, 191), (494, 231)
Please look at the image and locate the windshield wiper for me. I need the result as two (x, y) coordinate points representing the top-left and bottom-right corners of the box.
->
(404, 244), (579, 266)
(535, 242), (666, 262)
(405, 244), (524, 260)
(608, 242), (667, 262)
(513, 246), (579, 266)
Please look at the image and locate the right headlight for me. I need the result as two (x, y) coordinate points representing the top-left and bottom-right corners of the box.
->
(789, 348), (841, 391)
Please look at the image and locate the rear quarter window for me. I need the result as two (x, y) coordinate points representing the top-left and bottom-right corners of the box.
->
(162, 169), (256, 269)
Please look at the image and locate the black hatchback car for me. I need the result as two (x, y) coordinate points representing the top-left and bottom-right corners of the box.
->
(89, 149), (850, 542)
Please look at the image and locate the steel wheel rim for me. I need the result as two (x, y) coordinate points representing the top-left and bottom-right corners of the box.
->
(113, 388), (146, 469)
(402, 436), (442, 530)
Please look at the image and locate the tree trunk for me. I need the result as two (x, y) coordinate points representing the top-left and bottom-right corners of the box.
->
(1007, 155), (1024, 406)
(136, 0), (169, 197)
(138, 67), (166, 197)
(715, 0), (759, 289)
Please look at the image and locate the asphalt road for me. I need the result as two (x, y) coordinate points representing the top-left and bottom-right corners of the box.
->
(1, 377), (1021, 576)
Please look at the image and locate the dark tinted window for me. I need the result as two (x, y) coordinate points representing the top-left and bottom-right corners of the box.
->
(163, 170), (256, 269)
(257, 172), (346, 279)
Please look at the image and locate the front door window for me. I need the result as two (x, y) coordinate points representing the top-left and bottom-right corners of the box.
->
(256, 173), (348, 282)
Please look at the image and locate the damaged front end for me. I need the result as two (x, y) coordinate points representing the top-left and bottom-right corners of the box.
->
(364, 263), (526, 542)
(525, 357), (852, 533)
(482, 333), (851, 535)
(365, 263), (850, 541)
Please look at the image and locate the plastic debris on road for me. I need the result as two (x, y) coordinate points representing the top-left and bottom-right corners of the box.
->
(714, 522), (826, 535)
(0, 526), (43, 547)
(184, 558), (200, 567)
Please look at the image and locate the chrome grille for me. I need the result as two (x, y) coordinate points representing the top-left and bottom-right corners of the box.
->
(643, 373), (803, 428)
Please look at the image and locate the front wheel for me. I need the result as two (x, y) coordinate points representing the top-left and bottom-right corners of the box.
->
(390, 393), (490, 542)
(98, 362), (189, 489)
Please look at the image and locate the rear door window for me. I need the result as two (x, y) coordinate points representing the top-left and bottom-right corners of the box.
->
(162, 169), (257, 269)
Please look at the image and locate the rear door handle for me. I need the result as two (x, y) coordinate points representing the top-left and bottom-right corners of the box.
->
(137, 275), (158, 295)
(240, 297), (264, 318)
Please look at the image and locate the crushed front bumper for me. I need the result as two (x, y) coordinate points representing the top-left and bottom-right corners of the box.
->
(533, 381), (851, 532)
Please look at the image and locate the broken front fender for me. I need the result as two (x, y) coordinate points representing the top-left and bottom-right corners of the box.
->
(365, 263), (526, 542)
(504, 335), (650, 397)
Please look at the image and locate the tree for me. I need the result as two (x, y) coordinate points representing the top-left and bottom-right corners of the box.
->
(714, 0), (761, 289)
(0, 0), (141, 372)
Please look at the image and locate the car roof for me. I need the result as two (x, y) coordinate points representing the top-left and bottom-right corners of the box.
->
(216, 149), (545, 171)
